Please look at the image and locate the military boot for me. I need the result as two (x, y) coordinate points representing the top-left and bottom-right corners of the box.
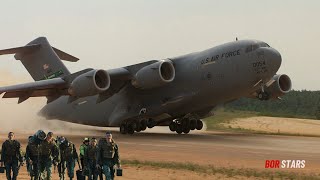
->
(59, 174), (64, 180)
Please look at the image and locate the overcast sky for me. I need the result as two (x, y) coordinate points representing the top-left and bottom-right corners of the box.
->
(0, 0), (319, 90)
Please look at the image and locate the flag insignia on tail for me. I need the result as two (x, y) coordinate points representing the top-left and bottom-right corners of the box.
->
(40, 70), (64, 80)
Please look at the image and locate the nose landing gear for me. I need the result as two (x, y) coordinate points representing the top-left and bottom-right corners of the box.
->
(257, 92), (270, 101)
(257, 82), (270, 101)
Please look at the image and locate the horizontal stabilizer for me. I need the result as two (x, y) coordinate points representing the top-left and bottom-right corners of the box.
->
(0, 44), (79, 62)
(0, 44), (40, 56)
(52, 47), (79, 62)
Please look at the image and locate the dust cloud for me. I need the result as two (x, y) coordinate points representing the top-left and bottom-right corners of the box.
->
(0, 70), (106, 136)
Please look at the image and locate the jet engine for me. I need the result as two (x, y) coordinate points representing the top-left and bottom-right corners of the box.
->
(264, 74), (292, 99)
(132, 60), (175, 89)
(68, 69), (110, 97)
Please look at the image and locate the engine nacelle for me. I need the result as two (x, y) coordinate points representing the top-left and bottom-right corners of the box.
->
(68, 69), (110, 97)
(132, 60), (175, 89)
(266, 74), (292, 98)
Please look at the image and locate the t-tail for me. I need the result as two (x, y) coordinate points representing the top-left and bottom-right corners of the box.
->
(0, 37), (79, 81)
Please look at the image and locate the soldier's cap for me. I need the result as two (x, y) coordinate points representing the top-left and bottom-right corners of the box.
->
(83, 137), (89, 142)
(36, 130), (46, 140)
(8, 132), (14, 136)
(59, 136), (66, 143)
(47, 132), (53, 136)
(106, 131), (112, 135)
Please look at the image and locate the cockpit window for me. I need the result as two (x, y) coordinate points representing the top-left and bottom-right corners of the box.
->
(260, 43), (270, 47)
(252, 44), (259, 51)
(245, 43), (270, 53)
(245, 44), (259, 53)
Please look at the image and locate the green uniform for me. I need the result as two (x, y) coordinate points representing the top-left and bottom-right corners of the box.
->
(84, 145), (99, 180)
(0, 140), (23, 180)
(58, 141), (78, 180)
(26, 136), (42, 180)
(38, 140), (60, 180)
(97, 139), (120, 180)
(79, 144), (88, 169)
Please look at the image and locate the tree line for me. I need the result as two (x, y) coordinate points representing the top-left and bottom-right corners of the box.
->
(224, 90), (320, 120)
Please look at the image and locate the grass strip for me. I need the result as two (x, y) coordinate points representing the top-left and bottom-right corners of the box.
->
(122, 159), (320, 179)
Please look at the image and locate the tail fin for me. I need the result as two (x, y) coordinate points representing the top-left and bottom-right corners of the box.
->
(0, 37), (79, 81)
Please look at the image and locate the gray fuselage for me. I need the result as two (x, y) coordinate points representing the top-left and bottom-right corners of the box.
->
(40, 39), (282, 127)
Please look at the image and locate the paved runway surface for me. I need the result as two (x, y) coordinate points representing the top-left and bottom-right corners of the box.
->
(111, 131), (320, 172)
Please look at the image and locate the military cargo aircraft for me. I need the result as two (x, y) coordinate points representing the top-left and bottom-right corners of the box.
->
(0, 37), (291, 134)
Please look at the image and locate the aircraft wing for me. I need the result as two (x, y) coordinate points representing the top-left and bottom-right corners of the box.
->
(0, 78), (68, 103)
(0, 68), (133, 103)
(0, 58), (168, 103)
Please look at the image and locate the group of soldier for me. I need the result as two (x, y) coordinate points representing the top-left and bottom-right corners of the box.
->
(0, 131), (121, 180)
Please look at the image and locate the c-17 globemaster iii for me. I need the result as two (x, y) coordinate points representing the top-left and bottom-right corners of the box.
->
(0, 37), (291, 134)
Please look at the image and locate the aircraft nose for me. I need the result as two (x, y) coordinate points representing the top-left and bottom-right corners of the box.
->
(265, 48), (282, 73)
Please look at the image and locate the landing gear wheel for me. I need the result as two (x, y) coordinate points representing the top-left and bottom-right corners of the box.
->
(181, 119), (189, 128)
(127, 125), (135, 134)
(176, 124), (183, 134)
(134, 122), (142, 132)
(183, 127), (190, 134)
(147, 119), (156, 128)
(189, 120), (196, 130)
(120, 124), (127, 134)
(135, 125), (141, 132)
(140, 120), (147, 131)
(169, 122), (177, 132)
(258, 92), (269, 101)
(196, 120), (203, 130)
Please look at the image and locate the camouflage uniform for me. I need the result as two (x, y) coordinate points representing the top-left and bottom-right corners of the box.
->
(26, 136), (42, 180)
(84, 144), (99, 180)
(97, 139), (120, 180)
(39, 139), (60, 180)
(58, 140), (78, 180)
(0, 139), (23, 180)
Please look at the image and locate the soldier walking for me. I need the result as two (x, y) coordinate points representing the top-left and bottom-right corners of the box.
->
(79, 138), (89, 170)
(84, 138), (99, 180)
(58, 137), (78, 180)
(39, 132), (60, 180)
(0, 132), (24, 180)
(26, 130), (47, 180)
(97, 132), (121, 180)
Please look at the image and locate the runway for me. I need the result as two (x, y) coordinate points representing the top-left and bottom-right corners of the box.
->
(1, 127), (320, 179)
(37, 125), (319, 173)
(2, 126), (320, 172)
(110, 131), (320, 172)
